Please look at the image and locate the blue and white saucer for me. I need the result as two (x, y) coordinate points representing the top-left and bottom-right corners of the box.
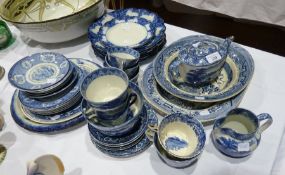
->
(10, 90), (84, 133)
(90, 104), (158, 158)
(139, 65), (246, 123)
(89, 103), (156, 147)
(69, 58), (101, 75)
(153, 35), (254, 102)
(18, 65), (83, 115)
(8, 52), (70, 92)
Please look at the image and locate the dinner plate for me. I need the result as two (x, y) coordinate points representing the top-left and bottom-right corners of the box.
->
(88, 103), (156, 147)
(90, 104), (158, 158)
(99, 17), (155, 48)
(8, 52), (70, 92)
(18, 65), (83, 115)
(10, 91), (85, 133)
(139, 65), (246, 122)
(153, 35), (254, 102)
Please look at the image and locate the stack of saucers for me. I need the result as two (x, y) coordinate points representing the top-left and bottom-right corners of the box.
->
(88, 8), (166, 62)
(8, 53), (101, 132)
(81, 67), (158, 158)
(104, 47), (140, 82)
(139, 35), (255, 124)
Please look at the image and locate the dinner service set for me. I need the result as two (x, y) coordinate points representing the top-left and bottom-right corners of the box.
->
(104, 47), (140, 82)
(0, 0), (105, 43)
(80, 67), (158, 157)
(88, 8), (166, 61)
(8, 53), (101, 132)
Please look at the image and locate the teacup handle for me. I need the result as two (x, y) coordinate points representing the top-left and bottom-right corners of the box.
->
(128, 92), (137, 107)
(257, 113), (273, 133)
(145, 124), (158, 142)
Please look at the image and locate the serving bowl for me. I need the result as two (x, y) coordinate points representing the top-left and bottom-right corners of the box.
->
(0, 0), (105, 43)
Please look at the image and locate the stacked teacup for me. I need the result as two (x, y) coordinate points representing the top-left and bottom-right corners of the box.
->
(104, 47), (140, 82)
(80, 67), (145, 152)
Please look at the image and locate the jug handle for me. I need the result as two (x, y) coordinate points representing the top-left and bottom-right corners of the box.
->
(257, 113), (273, 133)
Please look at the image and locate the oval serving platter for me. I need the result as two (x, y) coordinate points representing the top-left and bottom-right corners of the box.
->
(139, 65), (246, 123)
(153, 35), (254, 103)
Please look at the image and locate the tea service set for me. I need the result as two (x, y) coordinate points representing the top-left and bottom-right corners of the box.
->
(0, 3), (274, 170)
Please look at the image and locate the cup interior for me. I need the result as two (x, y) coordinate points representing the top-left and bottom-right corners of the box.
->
(158, 114), (205, 159)
(221, 113), (257, 135)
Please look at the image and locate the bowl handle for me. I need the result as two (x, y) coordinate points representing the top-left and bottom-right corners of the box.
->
(257, 113), (273, 133)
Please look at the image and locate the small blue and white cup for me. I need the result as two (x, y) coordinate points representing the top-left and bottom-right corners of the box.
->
(105, 47), (140, 70)
(80, 67), (137, 124)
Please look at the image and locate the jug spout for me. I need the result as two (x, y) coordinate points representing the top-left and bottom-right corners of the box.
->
(219, 36), (234, 56)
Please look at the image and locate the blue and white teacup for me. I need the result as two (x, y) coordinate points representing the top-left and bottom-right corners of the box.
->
(211, 108), (273, 158)
(80, 67), (137, 124)
(106, 47), (140, 70)
(146, 113), (206, 167)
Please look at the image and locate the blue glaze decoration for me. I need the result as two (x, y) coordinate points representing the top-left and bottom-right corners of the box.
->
(82, 82), (144, 137)
(10, 90), (85, 133)
(165, 137), (188, 151)
(212, 108), (273, 158)
(138, 65), (245, 122)
(69, 58), (101, 75)
(8, 52), (70, 92)
(18, 65), (83, 115)
(90, 104), (158, 158)
(153, 35), (254, 102)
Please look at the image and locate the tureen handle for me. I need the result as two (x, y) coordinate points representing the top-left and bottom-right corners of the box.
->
(257, 113), (273, 133)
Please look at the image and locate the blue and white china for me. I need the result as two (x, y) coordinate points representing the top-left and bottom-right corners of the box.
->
(99, 17), (154, 48)
(82, 82), (143, 136)
(172, 36), (233, 86)
(138, 65), (246, 123)
(18, 65), (83, 115)
(23, 102), (82, 125)
(211, 108), (273, 158)
(88, 103), (155, 147)
(146, 113), (206, 160)
(88, 8), (166, 61)
(8, 52), (71, 92)
(153, 35), (254, 102)
(80, 68), (137, 120)
(10, 90), (85, 133)
(106, 47), (140, 69)
(153, 133), (200, 168)
(90, 104), (158, 158)
(69, 58), (101, 75)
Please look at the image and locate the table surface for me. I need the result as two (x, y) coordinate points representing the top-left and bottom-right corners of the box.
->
(0, 24), (285, 175)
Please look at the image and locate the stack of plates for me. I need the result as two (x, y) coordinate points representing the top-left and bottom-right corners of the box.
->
(139, 35), (255, 123)
(88, 8), (166, 62)
(9, 53), (101, 132)
(88, 103), (158, 158)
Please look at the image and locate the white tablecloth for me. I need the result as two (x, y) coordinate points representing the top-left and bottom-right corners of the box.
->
(0, 24), (285, 175)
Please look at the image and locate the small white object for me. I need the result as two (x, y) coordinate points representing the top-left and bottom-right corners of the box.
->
(206, 52), (222, 64)
(238, 142), (250, 152)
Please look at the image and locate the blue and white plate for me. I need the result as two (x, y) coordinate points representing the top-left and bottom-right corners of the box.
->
(139, 65), (246, 123)
(10, 90), (85, 133)
(153, 35), (254, 102)
(99, 17), (155, 48)
(18, 65), (83, 115)
(88, 8), (166, 61)
(69, 58), (101, 75)
(91, 104), (158, 158)
(89, 103), (156, 147)
(23, 102), (82, 124)
(8, 52), (70, 92)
